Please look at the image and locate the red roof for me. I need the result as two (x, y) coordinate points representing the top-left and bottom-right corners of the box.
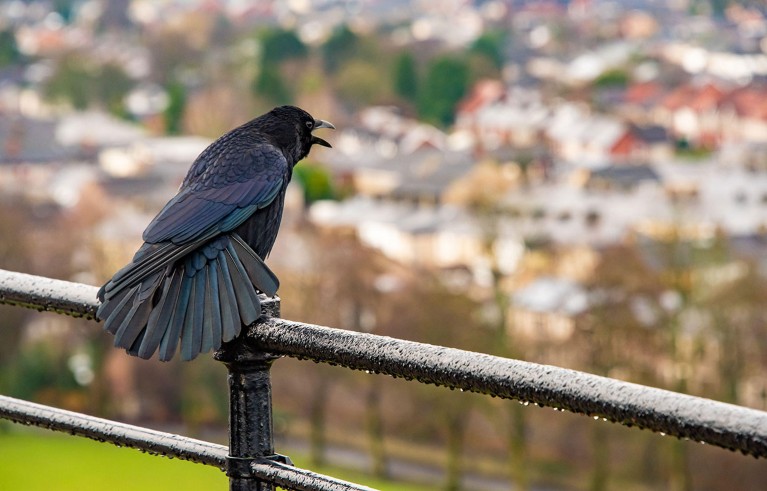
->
(722, 87), (767, 120)
(624, 81), (663, 105)
(456, 80), (505, 116)
(661, 83), (725, 113)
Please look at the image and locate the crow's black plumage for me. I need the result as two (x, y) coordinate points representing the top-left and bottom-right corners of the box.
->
(97, 106), (334, 361)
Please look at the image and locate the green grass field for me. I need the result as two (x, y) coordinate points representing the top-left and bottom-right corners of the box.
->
(0, 427), (434, 491)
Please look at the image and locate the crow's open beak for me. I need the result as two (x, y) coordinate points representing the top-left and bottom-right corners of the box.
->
(312, 119), (335, 148)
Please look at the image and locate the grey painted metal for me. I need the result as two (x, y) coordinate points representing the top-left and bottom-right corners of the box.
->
(250, 459), (378, 491)
(1, 268), (766, 460)
(0, 394), (229, 468)
(0, 268), (280, 321)
(216, 337), (281, 491)
(0, 394), (377, 491)
(246, 318), (767, 459)
(0, 269), (100, 319)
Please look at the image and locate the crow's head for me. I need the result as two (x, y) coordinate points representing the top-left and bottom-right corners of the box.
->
(267, 105), (334, 163)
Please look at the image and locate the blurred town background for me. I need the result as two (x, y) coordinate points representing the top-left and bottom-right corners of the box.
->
(1, 0), (767, 490)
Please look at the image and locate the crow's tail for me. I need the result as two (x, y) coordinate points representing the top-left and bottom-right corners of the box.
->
(97, 234), (279, 361)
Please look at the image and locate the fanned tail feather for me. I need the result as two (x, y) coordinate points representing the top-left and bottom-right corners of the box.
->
(97, 235), (277, 361)
(231, 234), (279, 296)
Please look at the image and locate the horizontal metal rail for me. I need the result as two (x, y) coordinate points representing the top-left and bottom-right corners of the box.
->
(0, 394), (229, 467)
(0, 269), (372, 491)
(249, 319), (767, 458)
(1, 268), (766, 461)
(0, 395), (374, 491)
(0, 269), (100, 319)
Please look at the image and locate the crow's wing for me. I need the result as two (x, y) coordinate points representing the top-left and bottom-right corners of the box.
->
(100, 144), (286, 299)
(143, 144), (287, 244)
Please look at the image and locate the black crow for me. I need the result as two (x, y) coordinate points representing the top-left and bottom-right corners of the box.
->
(97, 106), (334, 361)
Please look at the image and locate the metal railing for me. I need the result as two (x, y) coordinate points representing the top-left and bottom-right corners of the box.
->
(1, 268), (766, 491)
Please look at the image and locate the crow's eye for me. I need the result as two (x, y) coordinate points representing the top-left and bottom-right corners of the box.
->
(305, 120), (314, 129)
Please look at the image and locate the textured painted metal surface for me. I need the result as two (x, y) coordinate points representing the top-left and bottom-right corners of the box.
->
(0, 269), (100, 319)
(216, 337), (280, 491)
(0, 268), (279, 320)
(1, 269), (766, 462)
(0, 394), (228, 468)
(248, 318), (767, 459)
(250, 459), (378, 491)
(0, 269), (373, 491)
(0, 394), (377, 491)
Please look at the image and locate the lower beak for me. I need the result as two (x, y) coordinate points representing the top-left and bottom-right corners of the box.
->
(312, 119), (335, 148)
(312, 136), (332, 148)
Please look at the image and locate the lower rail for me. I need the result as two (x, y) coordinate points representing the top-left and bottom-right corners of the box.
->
(0, 395), (374, 491)
(0, 394), (227, 467)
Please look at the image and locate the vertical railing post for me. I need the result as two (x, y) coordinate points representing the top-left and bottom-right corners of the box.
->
(215, 297), (282, 491)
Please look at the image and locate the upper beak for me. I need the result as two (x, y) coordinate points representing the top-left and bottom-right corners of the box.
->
(312, 119), (335, 148)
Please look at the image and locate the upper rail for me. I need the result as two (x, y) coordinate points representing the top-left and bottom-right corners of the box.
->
(1, 268), (766, 459)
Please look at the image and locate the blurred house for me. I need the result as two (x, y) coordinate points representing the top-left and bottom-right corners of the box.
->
(510, 276), (588, 342)
(545, 103), (638, 166)
(617, 81), (666, 124)
(584, 164), (661, 191)
(309, 195), (525, 281)
(310, 197), (476, 269)
(458, 85), (550, 151)
(458, 83), (660, 164)
(0, 114), (86, 204)
(655, 82), (725, 147)
(628, 124), (673, 162)
(719, 86), (767, 144)
(0, 114), (77, 164)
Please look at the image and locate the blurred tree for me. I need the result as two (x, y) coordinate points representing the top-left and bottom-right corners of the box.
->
(594, 69), (629, 88)
(210, 14), (235, 48)
(94, 63), (135, 115)
(146, 29), (202, 85)
(392, 52), (419, 104)
(293, 162), (336, 206)
(6, 341), (83, 408)
(653, 227), (698, 491)
(334, 60), (389, 109)
(163, 79), (187, 135)
(259, 27), (307, 65)
(53, 0), (77, 23)
(386, 273), (487, 490)
(184, 84), (256, 138)
(706, 256), (767, 406)
(276, 228), (387, 467)
(321, 25), (360, 74)
(0, 29), (21, 67)
(320, 25), (393, 109)
(0, 202), (33, 389)
(45, 54), (134, 114)
(97, 0), (131, 32)
(581, 244), (666, 491)
(418, 56), (469, 127)
(45, 55), (91, 110)
(322, 232), (390, 475)
(364, 375), (388, 478)
(457, 160), (530, 490)
(252, 27), (307, 106)
(710, 0), (729, 18)
(180, 357), (229, 435)
(469, 30), (506, 71)
(254, 63), (293, 105)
